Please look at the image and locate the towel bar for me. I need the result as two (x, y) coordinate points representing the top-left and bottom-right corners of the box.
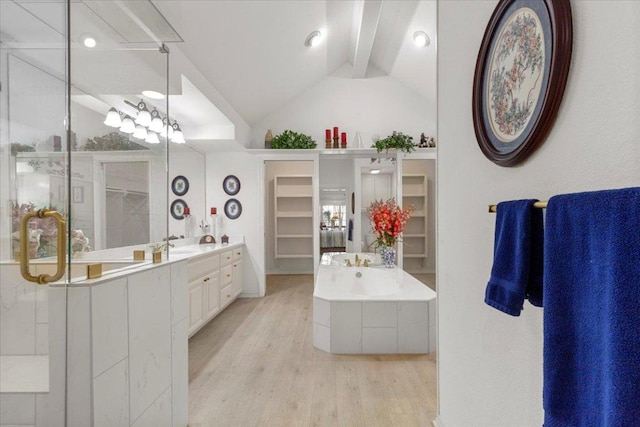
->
(488, 201), (548, 213)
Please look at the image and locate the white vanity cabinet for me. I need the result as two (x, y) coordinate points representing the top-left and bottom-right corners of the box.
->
(188, 246), (243, 337)
(220, 247), (243, 309)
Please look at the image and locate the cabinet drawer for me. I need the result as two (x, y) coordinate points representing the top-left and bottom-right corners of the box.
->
(220, 250), (233, 267)
(232, 247), (243, 261)
(220, 264), (233, 286)
(220, 282), (236, 307)
(188, 254), (220, 282)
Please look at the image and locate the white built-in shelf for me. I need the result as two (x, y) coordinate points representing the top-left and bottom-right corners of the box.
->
(276, 211), (313, 218)
(247, 147), (437, 159)
(402, 173), (428, 265)
(275, 175), (314, 261)
(274, 254), (313, 259)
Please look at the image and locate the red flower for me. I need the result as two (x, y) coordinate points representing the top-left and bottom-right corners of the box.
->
(365, 198), (414, 247)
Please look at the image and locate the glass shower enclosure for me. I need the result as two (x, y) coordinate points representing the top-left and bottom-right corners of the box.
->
(1, 1), (179, 425)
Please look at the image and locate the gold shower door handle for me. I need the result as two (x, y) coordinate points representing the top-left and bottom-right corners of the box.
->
(20, 209), (66, 285)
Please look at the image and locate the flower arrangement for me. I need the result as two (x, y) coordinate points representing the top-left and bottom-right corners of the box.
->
(366, 198), (414, 247)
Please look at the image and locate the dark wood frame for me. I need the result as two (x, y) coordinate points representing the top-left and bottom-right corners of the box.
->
(472, 0), (572, 167)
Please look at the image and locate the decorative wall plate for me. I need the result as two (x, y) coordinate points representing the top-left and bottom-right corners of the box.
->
(171, 175), (189, 196)
(170, 199), (188, 220)
(224, 198), (242, 220)
(472, 0), (572, 166)
(223, 175), (241, 195)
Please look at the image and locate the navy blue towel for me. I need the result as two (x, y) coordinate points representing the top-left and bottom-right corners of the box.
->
(485, 199), (544, 316)
(348, 219), (353, 241)
(544, 187), (640, 426)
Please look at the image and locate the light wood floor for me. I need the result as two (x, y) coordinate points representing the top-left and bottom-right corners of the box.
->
(188, 275), (437, 427)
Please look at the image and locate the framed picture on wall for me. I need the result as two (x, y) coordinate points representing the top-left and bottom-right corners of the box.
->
(223, 175), (241, 196)
(472, 0), (572, 166)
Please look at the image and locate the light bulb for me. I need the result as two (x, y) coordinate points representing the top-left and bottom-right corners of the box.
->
(119, 116), (135, 134)
(104, 108), (122, 128)
(145, 131), (160, 144)
(132, 125), (148, 140)
(135, 101), (151, 127)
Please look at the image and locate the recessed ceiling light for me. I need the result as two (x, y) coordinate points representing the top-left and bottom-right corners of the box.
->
(305, 30), (322, 47)
(142, 90), (165, 100)
(413, 31), (430, 48)
(80, 34), (97, 48)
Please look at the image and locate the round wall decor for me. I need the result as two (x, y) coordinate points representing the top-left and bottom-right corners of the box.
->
(171, 175), (189, 196)
(170, 199), (188, 220)
(224, 198), (242, 220)
(223, 175), (241, 195)
(472, 0), (572, 166)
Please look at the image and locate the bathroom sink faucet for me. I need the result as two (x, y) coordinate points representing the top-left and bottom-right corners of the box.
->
(355, 254), (361, 267)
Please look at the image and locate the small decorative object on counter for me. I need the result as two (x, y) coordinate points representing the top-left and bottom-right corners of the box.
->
(341, 132), (347, 149)
(221, 234), (229, 245)
(333, 126), (339, 149)
(379, 245), (396, 269)
(325, 129), (332, 148)
(210, 207), (217, 215)
(199, 235), (215, 244)
(264, 129), (273, 149)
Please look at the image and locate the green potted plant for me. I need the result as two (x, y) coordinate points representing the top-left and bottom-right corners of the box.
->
(271, 130), (317, 149)
(372, 131), (415, 154)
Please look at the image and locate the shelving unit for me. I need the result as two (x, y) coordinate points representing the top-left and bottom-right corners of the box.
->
(274, 175), (314, 260)
(402, 173), (428, 268)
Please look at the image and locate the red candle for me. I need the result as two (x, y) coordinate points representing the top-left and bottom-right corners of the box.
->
(333, 126), (338, 139)
(325, 129), (331, 140)
(341, 132), (346, 143)
(183, 207), (190, 215)
(211, 207), (217, 215)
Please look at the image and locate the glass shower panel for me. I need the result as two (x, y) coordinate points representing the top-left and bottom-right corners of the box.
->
(1, 1), (173, 425)
(0, 1), (70, 425)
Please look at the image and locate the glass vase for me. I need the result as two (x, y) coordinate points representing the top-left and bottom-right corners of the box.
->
(379, 245), (396, 268)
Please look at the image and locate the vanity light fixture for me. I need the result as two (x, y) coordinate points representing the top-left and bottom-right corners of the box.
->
(370, 169), (381, 174)
(171, 122), (186, 144)
(105, 102), (185, 143)
(148, 110), (163, 133)
(145, 131), (160, 144)
(119, 115), (136, 134)
(305, 30), (322, 47)
(413, 31), (430, 48)
(104, 108), (122, 128)
(134, 101), (151, 127)
(132, 124), (148, 140)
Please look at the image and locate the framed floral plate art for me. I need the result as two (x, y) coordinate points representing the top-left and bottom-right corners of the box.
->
(472, 0), (572, 167)
(171, 175), (189, 196)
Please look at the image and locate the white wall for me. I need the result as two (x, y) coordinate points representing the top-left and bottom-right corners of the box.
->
(168, 149), (206, 239)
(250, 63), (436, 149)
(205, 151), (262, 296)
(437, 2), (640, 426)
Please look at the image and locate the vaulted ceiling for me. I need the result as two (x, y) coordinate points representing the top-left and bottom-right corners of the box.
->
(153, 0), (437, 126)
(1, 0), (436, 144)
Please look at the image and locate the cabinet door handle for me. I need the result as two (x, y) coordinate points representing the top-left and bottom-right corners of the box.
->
(226, 294), (230, 298)
(233, 264), (237, 267)
(226, 274), (231, 277)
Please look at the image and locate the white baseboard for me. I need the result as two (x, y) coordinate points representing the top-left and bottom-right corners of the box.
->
(432, 415), (445, 427)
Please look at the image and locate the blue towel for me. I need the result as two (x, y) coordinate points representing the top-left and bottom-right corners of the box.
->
(348, 219), (353, 241)
(485, 199), (544, 316)
(544, 187), (640, 426)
